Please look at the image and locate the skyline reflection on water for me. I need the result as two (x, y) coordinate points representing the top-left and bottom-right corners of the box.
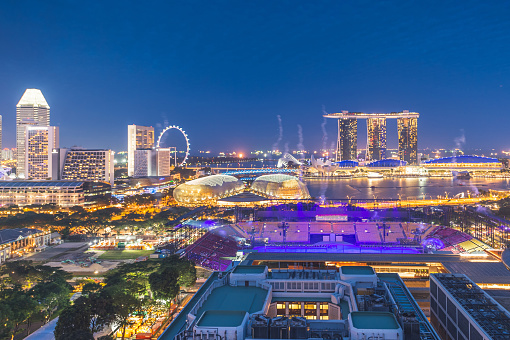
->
(207, 160), (510, 200)
(304, 177), (510, 200)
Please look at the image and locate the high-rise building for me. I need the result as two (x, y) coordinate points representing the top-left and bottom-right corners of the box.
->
(324, 111), (419, 164)
(60, 149), (115, 185)
(156, 148), (171, 176)
(0, 115), (2, 161)
(127, 125), (154, 176)
(133, 149), (157, 177)
(397, 117), (418, 165)
(336, 118), (357, 161)
(366, 118), (387, 161)
(25, 126), (59, 180)
(16, 89), (50, 178)
(2, 148), (15, 161)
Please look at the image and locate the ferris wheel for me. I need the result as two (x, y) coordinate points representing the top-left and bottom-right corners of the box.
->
(156, 125), (190, 167)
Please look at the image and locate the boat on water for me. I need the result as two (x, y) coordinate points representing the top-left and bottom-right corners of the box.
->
(366, 172), (384, 178)
(452, 170), (471, 179)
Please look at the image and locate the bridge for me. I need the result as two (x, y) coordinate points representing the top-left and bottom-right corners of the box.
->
(187, 167), (299, 175)
(323, 197), (489, 209)
(221, 168), (298, 176)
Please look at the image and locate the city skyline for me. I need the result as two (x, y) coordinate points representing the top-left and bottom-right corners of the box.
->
(1, 2), (510, 154)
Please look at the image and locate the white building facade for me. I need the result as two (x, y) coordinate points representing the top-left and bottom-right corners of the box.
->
(127, 125), (154, 177)
(16, 89), (50, 178)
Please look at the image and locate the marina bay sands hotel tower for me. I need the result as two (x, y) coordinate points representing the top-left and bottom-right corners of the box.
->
(324, 110), (419, 164)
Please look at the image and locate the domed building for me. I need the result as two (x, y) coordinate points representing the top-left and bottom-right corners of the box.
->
(173, 174), (245, 204)
(251, 174), (310, 199)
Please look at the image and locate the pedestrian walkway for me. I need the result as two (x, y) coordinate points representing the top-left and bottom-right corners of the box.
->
(25, 317), (58, 340)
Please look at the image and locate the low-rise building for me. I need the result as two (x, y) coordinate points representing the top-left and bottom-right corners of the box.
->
(0, 228), (52, 264)
(0, 181), (111, 207)
(160, 265), (440, 340)
(430, 273), (510, 340)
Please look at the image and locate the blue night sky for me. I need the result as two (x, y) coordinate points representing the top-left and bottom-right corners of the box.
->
(1, 1), (509, 154)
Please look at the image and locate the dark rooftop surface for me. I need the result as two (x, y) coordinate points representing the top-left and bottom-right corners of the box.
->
(246, 252), (467, 263)
(0, 228), (45, 245)
(0, 181), (85, 188)
(441, 261), (510, 284)
(502, 248), (510, 270)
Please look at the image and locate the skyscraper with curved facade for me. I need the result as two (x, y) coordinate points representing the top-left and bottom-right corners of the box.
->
(16, 89), (50, 178)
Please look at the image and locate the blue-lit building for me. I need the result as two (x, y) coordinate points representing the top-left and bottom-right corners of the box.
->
(422, 155), (502, 170)
(365, 159), (407, 168)
(334, 160), (359, 168)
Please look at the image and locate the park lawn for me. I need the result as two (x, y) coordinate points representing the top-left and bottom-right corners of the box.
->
(98, 250), (154, 260)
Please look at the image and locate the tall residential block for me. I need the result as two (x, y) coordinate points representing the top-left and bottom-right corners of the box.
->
(366, 118), (387, 161)
(127, 125), (154, 176)
(25, 126), (59, 180)
(16, 89), (50, 178)
(0, 115), (2, 161)
(60, 149), (115, 185)
(156, 148), (171, 176)
(397, 117), (418, 165)
(336, 118), (357, 161)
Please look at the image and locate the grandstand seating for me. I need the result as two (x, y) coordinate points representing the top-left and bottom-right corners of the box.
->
(237, 221), (418, 245)
(379, 224), (405, 243)
(184, 232), (239, 271)
(355, 223), (383, 243)
(331, 223), (356, 234)
(285, 222), (310, 242)
(426, 226), (473, 252)
(309, 222), (332, 234)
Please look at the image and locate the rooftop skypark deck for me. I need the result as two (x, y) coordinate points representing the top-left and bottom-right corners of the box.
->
(323, 111), (420, 119)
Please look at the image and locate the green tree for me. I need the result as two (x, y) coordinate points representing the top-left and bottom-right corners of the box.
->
(0, 302), (14, 339)
(29, 277), (72, 322)
(149, 266), (179, 302)
(3, 289), (37, 339)
(54, 298), (93, 340)
(160, 256), (197, 288)
(105, 285), (144, 340)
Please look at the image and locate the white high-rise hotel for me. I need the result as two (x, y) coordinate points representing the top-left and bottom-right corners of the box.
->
(16, 89), (50, 177)
(127, 125), (154, 176)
